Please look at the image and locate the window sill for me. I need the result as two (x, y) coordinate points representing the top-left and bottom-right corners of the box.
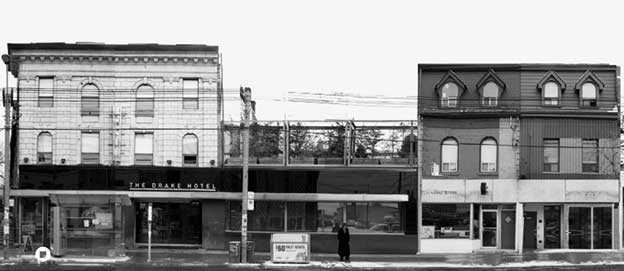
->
(477, 172), (498, 177)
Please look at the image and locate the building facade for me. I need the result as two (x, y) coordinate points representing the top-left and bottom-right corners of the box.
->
(5, 43), (419, 256)
(418, 64), (620, 253)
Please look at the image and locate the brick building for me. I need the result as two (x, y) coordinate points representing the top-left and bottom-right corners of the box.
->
(6, 43), (222, 255)
(418, 64), (620, 253)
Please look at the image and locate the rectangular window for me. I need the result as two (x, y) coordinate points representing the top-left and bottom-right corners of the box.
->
(543, 139), (559, 173)
(183, 79), (199, 109)
(136, 99), (154, 117)
(38, 77), (54, 107)
(422, 204), (471, 239)
(582, 139), (599, 173)
(544, 86), (559, 106)
(346, 202), (402, 233)
(441, 97), (457, 108)
(81, 85), (99, 116)
(81, 132), (99, 164)
(481, 97), (497, 107)
(135, 133), (153, 165)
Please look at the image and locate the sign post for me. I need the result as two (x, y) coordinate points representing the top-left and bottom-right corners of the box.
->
(147, 202), (152, 262)
(240, 87), (252, 263)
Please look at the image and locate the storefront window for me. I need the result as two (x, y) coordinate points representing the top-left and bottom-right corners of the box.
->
(346, 202), (401, 233)
(422, 204), (470, 239)
(21, 198), (47, 247)
(227, 201), (402, 234)
(62, 204), (115, 251)
(136, 202), (201, 244)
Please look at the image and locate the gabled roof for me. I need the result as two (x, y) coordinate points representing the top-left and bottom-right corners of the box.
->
(434, 70), (467, 97)
(574, 70), (605, 92)
(476, 69), (506, 95)
(537, 71), (566, 91)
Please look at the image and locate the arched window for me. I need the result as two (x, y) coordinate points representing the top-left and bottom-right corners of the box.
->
(482, 82), (499, 106)
(581, 82), (597, 107)
(543, 82), (560, 106)
(183, 133), (199, 166)
(480, 138), (497, 173)
(440, 83), (459, 108)
(136, 84), (154, 117)
(81, 84), (99, 116)
(37, 132), (52, 164)
(441, 138), (458, 172)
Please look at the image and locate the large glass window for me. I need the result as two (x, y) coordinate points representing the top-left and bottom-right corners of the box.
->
(81, 132), (99, 164)
(182, 134), (198, 166)
(136, 202), (201, 244)
(543, 139), (559, 172)
(227, 201), (401, 234)
(482, 82), (498, 106)
(480, 138), (497, 173)
(582, 139), (598, 173)
(183, 79), (199, 109)
(441, 138), (458, 172)
(440, 82), (459, 108)
(38, 77), (54, 107)
(37, 132), (52, 164)
(422, 204), (470, 239)
(61, 204), (115, 252)
(136, 85), (154, 117)
(81, 84), (99, 116)
(135, 133), (153, 165)
(543, 82), (560, 106)
(581, 83), (597, 107)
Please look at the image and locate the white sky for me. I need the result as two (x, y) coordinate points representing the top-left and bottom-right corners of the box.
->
(0, 0), (623, 121)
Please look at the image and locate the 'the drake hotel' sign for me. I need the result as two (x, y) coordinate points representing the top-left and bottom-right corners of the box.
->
(129, 181), (217, 192)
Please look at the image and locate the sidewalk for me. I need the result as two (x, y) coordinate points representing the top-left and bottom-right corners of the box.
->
(5, 249), (624, 270)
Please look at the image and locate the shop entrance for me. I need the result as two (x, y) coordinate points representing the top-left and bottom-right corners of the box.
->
(136, 202), (202, 246)
(523, 211), (537, 249)
(481, 209), (497, 248)
(566, 205), (612, 249)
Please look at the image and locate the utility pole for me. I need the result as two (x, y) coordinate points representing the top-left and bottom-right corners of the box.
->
(2, 55), (12, 259)
(239, 86), (251, 263)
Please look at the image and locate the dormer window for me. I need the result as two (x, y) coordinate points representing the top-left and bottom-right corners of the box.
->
(580, 83), (597, 107)
(476, 69), (505, 107)
(482, 82), (498, 106)
(441, 83), (459, 108)
(537, 71), (566, 107)
(543, 82), (560, 106)
(575, 70), (604, 108)
(435, 70), (466, 109)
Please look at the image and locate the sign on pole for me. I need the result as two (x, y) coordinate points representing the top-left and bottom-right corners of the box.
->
(147, 202), (152, 262)
(247, 191), (255, 211)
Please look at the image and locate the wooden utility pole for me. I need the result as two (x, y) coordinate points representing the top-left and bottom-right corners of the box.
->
(2, 55), (12, 259)
(239, 87), (251, 263)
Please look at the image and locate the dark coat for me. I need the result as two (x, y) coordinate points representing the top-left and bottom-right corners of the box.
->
(337, 227), (350, 257)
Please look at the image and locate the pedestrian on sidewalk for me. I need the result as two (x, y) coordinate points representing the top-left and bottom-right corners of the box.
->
(337, 222), (350, 262)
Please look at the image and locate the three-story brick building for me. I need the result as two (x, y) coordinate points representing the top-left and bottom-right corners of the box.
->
(418, 64), (620, 253)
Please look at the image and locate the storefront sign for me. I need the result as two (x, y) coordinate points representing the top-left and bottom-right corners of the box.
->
(422, 226), (435, 239)
(129, 182), (217, 192)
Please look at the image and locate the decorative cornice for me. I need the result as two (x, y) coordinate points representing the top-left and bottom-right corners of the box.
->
(434, 70), (467, 97)
(574, 70), (605, 92)
(12, 54), (219, 65)
(537, 71), (567, 92)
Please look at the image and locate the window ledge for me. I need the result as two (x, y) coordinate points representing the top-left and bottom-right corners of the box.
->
(477, 172), (498, 177)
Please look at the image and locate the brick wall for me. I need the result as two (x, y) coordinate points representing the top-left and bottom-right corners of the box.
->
(15, 51), (221, 168)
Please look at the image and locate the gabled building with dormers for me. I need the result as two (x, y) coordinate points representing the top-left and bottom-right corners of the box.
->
(418, 64), (620, 253)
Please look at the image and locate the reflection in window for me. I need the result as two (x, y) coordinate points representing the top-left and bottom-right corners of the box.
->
(482, 82), (498, 106)
(543, 82), (559, 106)
(136, 84), (154, 117)
(38, 77), (54, 107)
(480, 138), (497, 173)
(582, 139), (598, 173)
(581, 83), (597, 107)
(135, 133), (153, 165)
(346, 202), (401, 233)
(422, 204), (470, 239)
(441, 138), (458, 172)
(37, 132), (52, 164)
(317, 202), (345, 232)
(543, 139), (559, 172)
(81, 132), (99, 164)
(182, 134), (198, 166)
(440, 82), (459, 107)
(81, 84), (99, 116)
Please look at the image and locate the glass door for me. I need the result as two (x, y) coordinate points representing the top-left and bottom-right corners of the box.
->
(482, 210), (497, 248)
(567, 205), (612, 249)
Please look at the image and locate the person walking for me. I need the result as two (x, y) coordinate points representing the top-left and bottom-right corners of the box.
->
(337, 223), (350, 262)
